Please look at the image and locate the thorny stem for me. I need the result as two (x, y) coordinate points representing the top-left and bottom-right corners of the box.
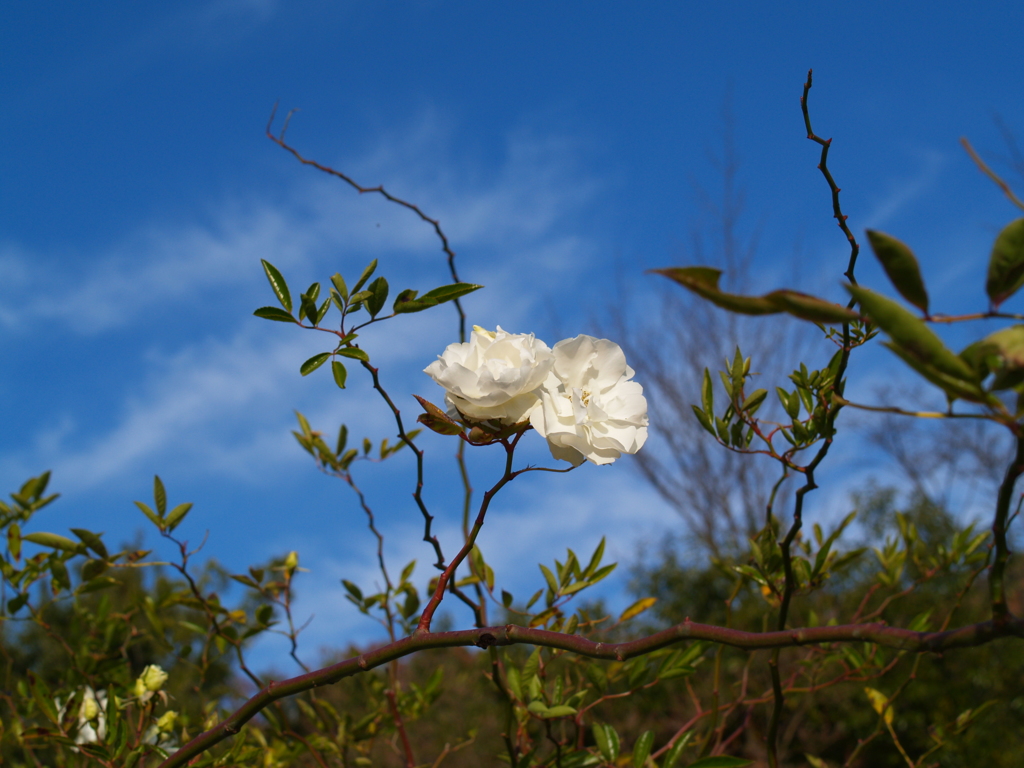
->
(768, 68), (862, 768)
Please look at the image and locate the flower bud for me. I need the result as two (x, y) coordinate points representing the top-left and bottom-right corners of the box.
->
(156, 710), (178, 732)
(136, 664), (169, 695)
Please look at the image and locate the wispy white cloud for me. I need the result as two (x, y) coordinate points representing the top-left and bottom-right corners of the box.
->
(2, 117), (602, 496)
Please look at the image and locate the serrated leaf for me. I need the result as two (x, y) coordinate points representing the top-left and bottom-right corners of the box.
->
(987, 218), (1024, 306)
(337, 347), (370, 362)
(22, 531), (83, 552)
(866, 229), (929, 313)
(253, 306), (297, 323)
(351, 259), (378, 294)
(331, 360), (347, 389)
(619, 596), (657, 623)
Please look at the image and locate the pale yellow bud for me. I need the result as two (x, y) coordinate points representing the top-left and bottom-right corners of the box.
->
(156, 710), (178, 732)
(137, 664), (169, 694)
(80, 690), (100, 721)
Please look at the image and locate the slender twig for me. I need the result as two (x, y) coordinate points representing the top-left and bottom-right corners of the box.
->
(768, 68), (863, 768)
(991, 431), (1024, 623)
(960, 137), (1024, 213)
(266, 104), (469, 340)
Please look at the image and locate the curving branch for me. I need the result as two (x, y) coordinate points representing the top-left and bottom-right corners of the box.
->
(266, 104), (468, 340)
(157, 615), (1024, 768)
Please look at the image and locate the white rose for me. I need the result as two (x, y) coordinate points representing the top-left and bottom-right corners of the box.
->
(530, 335), (648, 466)
(425, 326), (554, 425)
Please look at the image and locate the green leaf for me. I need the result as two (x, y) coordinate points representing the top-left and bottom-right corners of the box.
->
(866, 229), (929, 313)
(661, 732), (694, 768)
(22, 531), (84, 552)
(300, 353), (331, 376)
(633, 730), (655, 768)
(392, 288), (420, 313)
(315, 297), (331, 325)
(165, 502), (193, 532)
(253, 306), (297, 323)
(351, 259), (378, 294)
(593, 723), (620, 763)
(740, 388), (767, 413)
(583, 537), (606, 578)
(154, 475), (167, 515)
(986, 218), (1024, 306)
(366, 276), (389, 318)
(847, 285), (981, 393)
(619, 596), (657, 623)
(701, 368), (714, 416)
(539, 563), (559, 595)
(331, 272), (349, 301)
(502, 589), (514, 608)
(653, 267), (855, 323)
(7, 523), (21, 560)
(419, 282), (484, 304)
(337, 347), (370, 362)
(70, 528), (108, 559)
(961, 324), (1024, 390)
(332, 361), (347, 389)
(134, 501), (164, 529)
(762, 290), (858, 324)
(654, 267), (777, 314)
(261, 259), (292, 312)
(540, 704), (577, 718)
(684, 758), (752, 768)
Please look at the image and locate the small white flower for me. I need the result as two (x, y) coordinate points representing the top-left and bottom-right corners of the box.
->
(55, 687), (108, 746)
(530, 335), (648, 466)
(425, 326), (554, 425)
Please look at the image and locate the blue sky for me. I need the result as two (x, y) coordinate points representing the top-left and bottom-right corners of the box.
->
(4, 2), (1024, 668)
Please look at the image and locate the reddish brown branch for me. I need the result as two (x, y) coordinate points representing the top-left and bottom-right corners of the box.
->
(158, 616), (1024, 768)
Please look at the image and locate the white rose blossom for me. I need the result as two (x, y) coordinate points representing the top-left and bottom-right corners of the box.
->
(529, 334), (648, 466)
(424, 326), (554, 425)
